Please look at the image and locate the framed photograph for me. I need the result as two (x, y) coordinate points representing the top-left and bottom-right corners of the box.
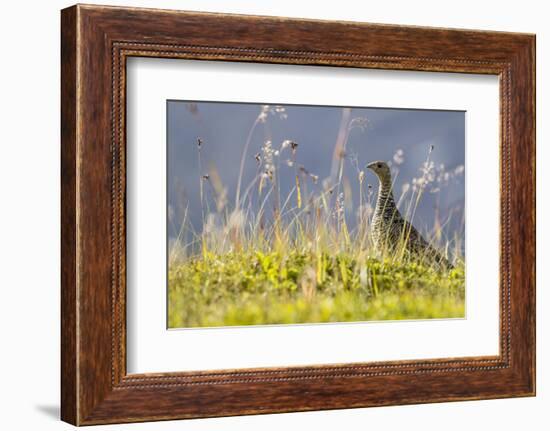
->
(61, 4), (535, 425)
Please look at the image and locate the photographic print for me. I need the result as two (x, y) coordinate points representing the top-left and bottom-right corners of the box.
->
(61, 7), (536, 423)
(167, 101), (465, 328)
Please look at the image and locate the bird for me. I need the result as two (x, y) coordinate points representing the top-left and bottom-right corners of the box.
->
(366, 160), (453, 270)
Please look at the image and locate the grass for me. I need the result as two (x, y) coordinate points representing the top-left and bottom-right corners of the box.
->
(168, 250), (464, 328)
(168, 104), (465, 328)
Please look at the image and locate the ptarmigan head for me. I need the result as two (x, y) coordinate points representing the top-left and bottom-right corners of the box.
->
(366, 160), (391, 182)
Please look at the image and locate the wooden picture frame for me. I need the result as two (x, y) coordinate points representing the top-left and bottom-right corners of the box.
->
(61, 4), (535, 425)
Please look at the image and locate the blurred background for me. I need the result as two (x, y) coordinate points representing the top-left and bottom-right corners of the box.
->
(167, 101), (465, 254)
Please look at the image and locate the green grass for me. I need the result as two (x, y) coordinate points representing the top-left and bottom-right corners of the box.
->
(168, 250), (465, 328)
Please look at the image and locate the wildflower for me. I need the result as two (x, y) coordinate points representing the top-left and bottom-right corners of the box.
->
(258, 105), (270, 123)
(310, 174), (319, 184)
(411, 161), (466, 194)
(197, 137), (203, 148)
(393, 148), (404, 165)
(336, 193), (345, 215)
(412, 177), (426, 192)
(261, 140), (275, 180)
(258, 105), (288, 122)
(420, 160), (436, 183)
(348, 116), (369, 132)
(274, 105), (288, 120)
(333, 192), (346, 226)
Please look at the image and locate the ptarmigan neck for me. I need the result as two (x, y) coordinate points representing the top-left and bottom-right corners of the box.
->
(376, 176), (396, 209)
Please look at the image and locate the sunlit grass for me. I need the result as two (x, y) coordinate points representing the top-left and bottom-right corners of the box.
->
(168, 250), (464, 328)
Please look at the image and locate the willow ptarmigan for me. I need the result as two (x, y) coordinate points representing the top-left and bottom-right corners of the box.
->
(366, 160), (453, 270)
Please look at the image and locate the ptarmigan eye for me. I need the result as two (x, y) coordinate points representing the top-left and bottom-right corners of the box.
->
(377, 163), (382, 168)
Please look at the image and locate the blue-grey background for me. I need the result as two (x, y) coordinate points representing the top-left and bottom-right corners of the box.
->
(167, 101), (465, 252)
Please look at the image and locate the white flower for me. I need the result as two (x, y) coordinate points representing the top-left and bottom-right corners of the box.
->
(393, 149), (405, 165)
(274, 106), (287, 119)
(258, 105), (270, 123)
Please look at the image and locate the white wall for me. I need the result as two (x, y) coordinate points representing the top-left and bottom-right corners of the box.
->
(0, 0), (546, 429)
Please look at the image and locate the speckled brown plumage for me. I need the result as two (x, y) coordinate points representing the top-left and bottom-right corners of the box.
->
(367, 161), (452, 270)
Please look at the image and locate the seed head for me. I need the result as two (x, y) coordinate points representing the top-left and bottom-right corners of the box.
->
(393, 148), (404, 165)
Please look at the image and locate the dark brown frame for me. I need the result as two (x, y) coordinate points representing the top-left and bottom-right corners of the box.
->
(61, 4), (536, 426)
